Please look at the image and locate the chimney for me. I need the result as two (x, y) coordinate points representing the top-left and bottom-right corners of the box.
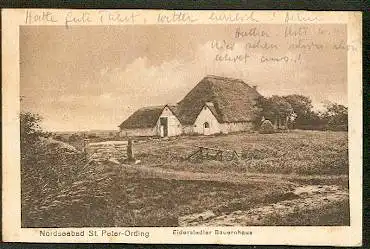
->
(252, 85), (257, 90)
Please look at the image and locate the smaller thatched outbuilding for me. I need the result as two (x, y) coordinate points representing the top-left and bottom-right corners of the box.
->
(119, 105), (182, 137)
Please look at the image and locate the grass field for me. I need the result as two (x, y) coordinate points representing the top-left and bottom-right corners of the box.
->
(22, 130), (349, 227)
(135, 130), (348, 176)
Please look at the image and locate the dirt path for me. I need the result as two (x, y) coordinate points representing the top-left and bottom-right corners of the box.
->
(178, 185), (349, 226)
(120, 163), (348, 187)
(118, 164), (349, 226)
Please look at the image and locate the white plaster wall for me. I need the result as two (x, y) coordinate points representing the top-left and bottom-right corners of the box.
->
(193, 106), (220, 135)
(155, 106), (182, 137)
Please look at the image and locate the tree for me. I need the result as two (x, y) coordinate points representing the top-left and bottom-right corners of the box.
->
(252, 96), (269, 127)
(254, 94), (348, 131)
(20, 112), (50, 162)
(270, 95), (294, 128)
(322, 102), (348, 131)
(283, 94), (313, 116)
(254, 96), (293, 129)
(283, 94), (314, 128)
(20, 112), (45, 145)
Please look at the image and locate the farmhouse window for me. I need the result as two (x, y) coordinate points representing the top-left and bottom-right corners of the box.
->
(204, 122), (210, 128)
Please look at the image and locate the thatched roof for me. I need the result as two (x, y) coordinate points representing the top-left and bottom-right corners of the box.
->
(119, 106), (164, 129)
(119, 75), (261, 129)
(119, 105), (178, 129)
(176, 75), (261, 124)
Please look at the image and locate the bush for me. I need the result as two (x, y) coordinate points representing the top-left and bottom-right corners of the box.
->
(259, 120), (274, 134)
(20, 112), (129, 227)
(54, 135), (63, 141)
(325, 124), (348, 131)
(88, 133), (98, 139)
(68, 134), (80, 142)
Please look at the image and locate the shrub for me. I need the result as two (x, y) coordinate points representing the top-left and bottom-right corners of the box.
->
(88, 133), (98, 139)
(259, 120), (274, 134)
(68, 133), (80, 142)
(20, 112), (130, 227)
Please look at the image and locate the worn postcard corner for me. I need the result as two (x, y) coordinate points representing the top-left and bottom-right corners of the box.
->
(2, 9), (362, 245)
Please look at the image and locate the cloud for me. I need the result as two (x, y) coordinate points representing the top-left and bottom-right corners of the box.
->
(97, 41), (260, 110)
(38, 40), (345, 131)
(61, 41), (313, 130)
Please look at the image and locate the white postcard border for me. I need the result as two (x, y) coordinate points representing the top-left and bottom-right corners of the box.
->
(2, 9), (362, 246)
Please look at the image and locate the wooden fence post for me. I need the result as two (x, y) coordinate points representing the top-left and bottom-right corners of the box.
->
(127, 138), (134, 161)
(83, 137), (89, 161)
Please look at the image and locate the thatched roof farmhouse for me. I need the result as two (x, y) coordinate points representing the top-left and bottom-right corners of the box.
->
(119, 75), (261, 137)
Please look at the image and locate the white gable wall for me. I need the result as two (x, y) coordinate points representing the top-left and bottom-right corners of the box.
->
(120, 106), (254, 137)
(155, 106), (182, 137)
(193, 106), (220, 135)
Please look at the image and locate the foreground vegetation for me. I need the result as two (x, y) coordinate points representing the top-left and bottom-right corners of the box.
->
(135, 130), (348, 176)
(21, 112), (349, 227)
(23, 161), (348, 227)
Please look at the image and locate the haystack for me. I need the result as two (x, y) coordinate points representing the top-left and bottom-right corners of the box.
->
(259, 120), (274, 134)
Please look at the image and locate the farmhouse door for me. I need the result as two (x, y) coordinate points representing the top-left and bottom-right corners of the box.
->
(160, 117), (168, 137)
(203, 122), (210, 135)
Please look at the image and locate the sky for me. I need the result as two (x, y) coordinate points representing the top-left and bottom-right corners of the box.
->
(20, 24), (347, 131)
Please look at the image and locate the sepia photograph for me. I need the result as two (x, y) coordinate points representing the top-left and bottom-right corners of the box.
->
(2, 9), (362, 245)
(19, 23), (351, 228)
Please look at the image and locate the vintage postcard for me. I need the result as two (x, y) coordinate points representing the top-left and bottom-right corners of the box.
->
(2, 9), (362, 245)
